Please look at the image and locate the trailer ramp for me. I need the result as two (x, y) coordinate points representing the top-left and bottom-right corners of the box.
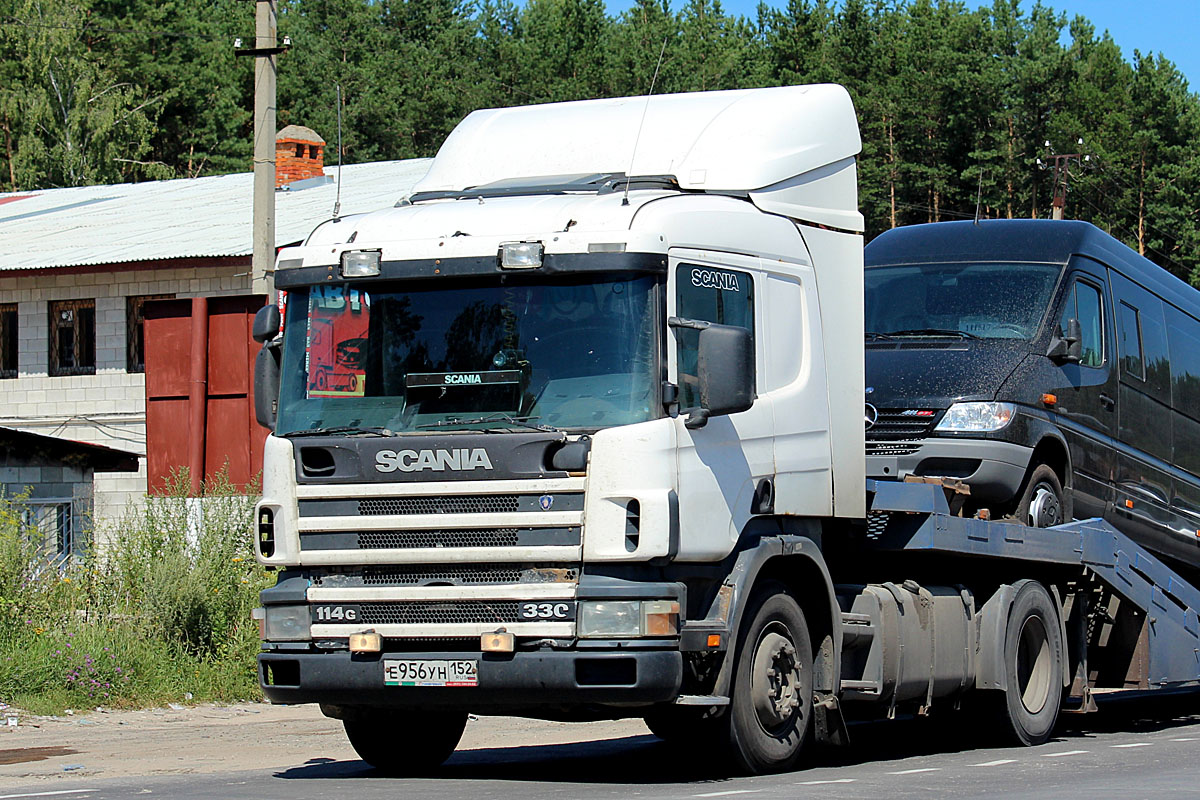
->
(865, 479), (1200, 690)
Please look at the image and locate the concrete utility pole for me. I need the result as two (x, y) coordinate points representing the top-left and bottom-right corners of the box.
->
(238, 1), (282, 299)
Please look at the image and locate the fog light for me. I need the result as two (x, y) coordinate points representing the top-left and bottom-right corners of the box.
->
(349, 631), (382, 653)
(499, 241), (543, 269)
(642, 600), (680, 636)
(481, 630), (515, 653)
(341, 250), (381, 277)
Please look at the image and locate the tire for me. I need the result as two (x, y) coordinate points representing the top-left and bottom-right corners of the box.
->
(724, 581), (814, 774)
(343, 710), (468, 774)
(1015, 464), (1067, 528)
(998, 581), (1064, 746)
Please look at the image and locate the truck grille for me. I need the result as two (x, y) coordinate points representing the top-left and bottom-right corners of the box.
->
(359, 528), (519, 548)
(309, 564), (579, 587)
(359, 495), (519, 515)
(359, 601), (523, 625)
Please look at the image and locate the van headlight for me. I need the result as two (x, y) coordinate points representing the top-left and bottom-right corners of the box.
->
(935, 402), (1016, 432)
(578, 600), (680, 638)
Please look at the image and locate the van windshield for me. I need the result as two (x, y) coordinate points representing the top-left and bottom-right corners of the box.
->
(865, 262), (1063, 340)
(274, 273), (660, 434)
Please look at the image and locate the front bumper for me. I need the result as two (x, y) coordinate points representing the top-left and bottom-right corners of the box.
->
(258, 648), (683, 709)
(867, 437), (1033, 504)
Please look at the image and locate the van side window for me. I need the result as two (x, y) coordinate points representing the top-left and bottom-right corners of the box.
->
(1118, 301), (1145, 380)
(1166, 305), (1200, 420)
(676, 263), (755, 409)
(1060, 280), (1103, 368)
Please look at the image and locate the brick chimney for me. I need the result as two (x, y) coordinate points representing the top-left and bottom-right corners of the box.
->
(275, 125), (326, 188)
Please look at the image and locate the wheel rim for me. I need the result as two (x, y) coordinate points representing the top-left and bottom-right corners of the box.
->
(1016, 615), (1053, 714)
(1027, 482), (1062, 527)
(749, 622), (802, 734)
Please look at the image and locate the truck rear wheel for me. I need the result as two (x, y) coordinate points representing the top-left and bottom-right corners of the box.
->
(343, 710), (468, 774)
(726, 581), (813, 774)
(999, 581), (1063, 746)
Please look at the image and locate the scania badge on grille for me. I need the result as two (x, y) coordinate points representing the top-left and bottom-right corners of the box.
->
(538, 494), (554, 511)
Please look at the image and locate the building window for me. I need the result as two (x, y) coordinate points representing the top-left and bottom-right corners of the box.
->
(0, 303), (16, 379)
(48, 299), (95, 376)
(127, 294), (174, 373)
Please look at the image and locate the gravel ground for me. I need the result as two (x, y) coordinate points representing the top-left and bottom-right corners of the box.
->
(0, 702), (650, 784)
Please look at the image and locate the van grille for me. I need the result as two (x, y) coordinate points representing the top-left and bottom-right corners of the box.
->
(865, 408), (940, 455)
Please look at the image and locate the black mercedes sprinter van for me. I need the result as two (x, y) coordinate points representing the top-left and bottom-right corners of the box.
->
(864, 219), (1200, 575)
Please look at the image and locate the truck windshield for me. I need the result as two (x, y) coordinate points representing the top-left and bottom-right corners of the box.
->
(865, 261), (1063, 341)
(275, 273), (660, 434)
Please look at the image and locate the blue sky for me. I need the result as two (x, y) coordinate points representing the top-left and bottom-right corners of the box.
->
(602, 0), (1200, 91)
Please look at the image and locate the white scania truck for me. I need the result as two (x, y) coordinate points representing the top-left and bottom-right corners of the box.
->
(252, 85), (1200, 774)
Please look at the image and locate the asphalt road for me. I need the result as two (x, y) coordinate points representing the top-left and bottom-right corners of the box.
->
(5, 695), (1200, 800)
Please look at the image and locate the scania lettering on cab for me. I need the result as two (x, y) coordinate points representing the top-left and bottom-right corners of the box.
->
(252, 85), (1200, 775)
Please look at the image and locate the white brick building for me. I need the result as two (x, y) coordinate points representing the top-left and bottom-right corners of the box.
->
(0, 151), (431, 533)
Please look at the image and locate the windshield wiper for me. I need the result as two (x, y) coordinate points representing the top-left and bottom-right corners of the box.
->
(282, 425), (396, 438)
(417, 413), (559, 433)
(865, 331), (896, 340)
(887, 328), (981, 340)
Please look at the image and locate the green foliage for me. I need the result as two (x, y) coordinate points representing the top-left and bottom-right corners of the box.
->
(0, 470), (268, 713)
(2, 0), (1199, 278)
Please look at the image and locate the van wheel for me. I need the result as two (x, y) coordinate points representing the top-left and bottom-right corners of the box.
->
(343, 710), (467, 774)
(997, 581), (1064, 746)
(725, 581), (813, 774)
(1016, 464), (1065, 528)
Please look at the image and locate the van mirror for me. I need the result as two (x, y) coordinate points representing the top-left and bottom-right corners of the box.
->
(253, 304), (281, 343)
(254, 344), (281, 430)
(1047, 318), (1083, 364)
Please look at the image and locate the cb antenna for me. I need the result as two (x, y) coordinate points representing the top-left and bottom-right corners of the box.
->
(973, 164), (985, 224)
(623, 36), (668, 207)
(332, 83), (344, 221)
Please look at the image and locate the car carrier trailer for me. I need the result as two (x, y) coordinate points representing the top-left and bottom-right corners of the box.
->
(250, 84), (1200, 775)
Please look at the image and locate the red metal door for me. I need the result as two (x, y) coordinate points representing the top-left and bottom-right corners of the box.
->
(144, 295), (269, 494)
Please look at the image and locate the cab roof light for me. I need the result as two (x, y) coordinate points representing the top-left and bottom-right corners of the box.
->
(499, 241), (543, 269)
(341, 250), (381, 278)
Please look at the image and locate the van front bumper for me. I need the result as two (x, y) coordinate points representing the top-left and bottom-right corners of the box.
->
(867, 438), (1033, 505)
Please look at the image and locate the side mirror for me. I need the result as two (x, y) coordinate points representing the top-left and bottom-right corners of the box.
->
(253, 304), (281, 344)
(669, 317), (755, 429)
(254, 345), (280, 430)
(1047, 318), (1083, 364)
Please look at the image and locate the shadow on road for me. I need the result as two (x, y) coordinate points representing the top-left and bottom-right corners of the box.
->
(272, 694), (1200, 785)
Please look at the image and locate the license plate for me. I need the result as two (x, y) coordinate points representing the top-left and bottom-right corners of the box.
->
(383, 659), (478, 687)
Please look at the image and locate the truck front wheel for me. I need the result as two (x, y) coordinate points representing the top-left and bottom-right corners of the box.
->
(726, 581), (814, 774)
(343, 709), (468, 774)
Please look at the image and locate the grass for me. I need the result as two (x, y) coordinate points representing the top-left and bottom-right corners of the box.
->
(0, 470), (271, 715)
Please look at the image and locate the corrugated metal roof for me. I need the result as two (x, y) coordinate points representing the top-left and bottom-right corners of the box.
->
(0, 159), (432, 271)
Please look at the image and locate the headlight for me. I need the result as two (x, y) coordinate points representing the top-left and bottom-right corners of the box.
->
(578, 600), (680, 638)
(263, 605), (310, 641)
(935, 402), (1016, 432)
